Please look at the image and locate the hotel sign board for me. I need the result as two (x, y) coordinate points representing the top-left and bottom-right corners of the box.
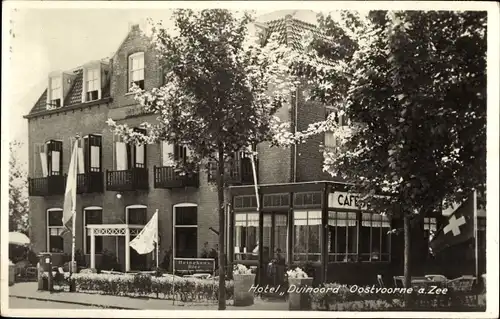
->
(174, 258), (215, 274)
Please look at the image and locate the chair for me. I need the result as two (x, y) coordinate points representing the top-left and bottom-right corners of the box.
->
(377, 274), (385, 288)
(393, 276), (404, 288)
(425, 274), (448, 282)
(447, 276), (476, 292)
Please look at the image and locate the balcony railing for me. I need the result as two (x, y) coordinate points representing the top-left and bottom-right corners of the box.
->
(106, 168), (149, 191)
(28, 175), (66, 197)
(154, 166), (199, 189)
(77, 172), (104, 194)
(208, 158), (256, 185)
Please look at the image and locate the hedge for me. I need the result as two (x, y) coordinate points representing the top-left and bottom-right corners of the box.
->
(66, 273), (234, 303)
(310, 283), (486, 311)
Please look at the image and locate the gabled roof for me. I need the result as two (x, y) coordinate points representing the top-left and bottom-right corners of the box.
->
(27, 66), (111, 117)
(262, 15), (329, 50)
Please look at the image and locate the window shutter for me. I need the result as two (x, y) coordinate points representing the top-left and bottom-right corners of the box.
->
(89, 134), (102, 172)
(38, 143), (49, 177)
(115, 140), (128, 170)
(47, 140), (62, 176)
(162, 141), (174, 166)
(77, 138), (85, 174)
(133, 128), (146, 168)
(185, 146), (192, 159)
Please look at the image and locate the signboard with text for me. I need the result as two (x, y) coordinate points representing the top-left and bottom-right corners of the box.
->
(328, 192), (369, 210)
(174, 258), (215, 274)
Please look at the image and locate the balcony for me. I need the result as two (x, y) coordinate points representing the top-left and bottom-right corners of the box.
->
(77, 172), (104, 194)
(106, 168), (149, 192)
(154, 166), (199, 189)
(208, 158), (256, 185)
(28, 175), (66, 197)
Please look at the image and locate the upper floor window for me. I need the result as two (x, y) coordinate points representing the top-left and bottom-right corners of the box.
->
(129, 52), (145, 91)
(86, 68), (100, 101)
(113, 128), (147, 170)
(49, 76), (62, 109)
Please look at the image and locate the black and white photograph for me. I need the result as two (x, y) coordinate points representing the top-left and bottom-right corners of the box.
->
(1, 1), (498, 317)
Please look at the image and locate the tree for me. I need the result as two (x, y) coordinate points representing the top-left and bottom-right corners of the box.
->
(107, 9), (297, 309)
(9, 140), (29, 234)
(272, 10), (486, 303)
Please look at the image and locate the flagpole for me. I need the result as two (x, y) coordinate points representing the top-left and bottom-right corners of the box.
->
(71, 136), (80, 276)
(473, 189), (478, 280)
(155, 209), (159, 269)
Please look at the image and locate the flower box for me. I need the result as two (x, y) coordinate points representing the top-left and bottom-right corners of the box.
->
(287, 267), (313, 311)
(233, 264), (256, 306)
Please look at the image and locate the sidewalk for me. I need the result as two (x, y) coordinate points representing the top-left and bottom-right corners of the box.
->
(9, 282), (288, 311)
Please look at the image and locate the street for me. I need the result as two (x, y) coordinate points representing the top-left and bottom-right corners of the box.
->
(9, 297), (103, 309)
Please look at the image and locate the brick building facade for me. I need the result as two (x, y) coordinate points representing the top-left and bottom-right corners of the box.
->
(24, 14), (485, 283)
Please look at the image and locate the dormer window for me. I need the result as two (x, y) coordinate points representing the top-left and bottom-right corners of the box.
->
(86, 68), (100, 101)
(49, 76), (62, 109)
(129, 52), (145, 91)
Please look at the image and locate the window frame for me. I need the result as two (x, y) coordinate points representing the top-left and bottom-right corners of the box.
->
(85, 67), (100, 101)
(173, 203), (198, 258)
(359, 212), (391, 263)
(49, 76), (62, 108)
(293, 209), (322, 262)
(84, 134), (103, 172)
(128, 52), (145, 91)
(83, 206), (103, 255)
(47, 208), (64, 253)
(234, 212), (260, 261)
(327, 210), (359, 263)
(125, 204), (148, 225)
(46, 139), (63, 176)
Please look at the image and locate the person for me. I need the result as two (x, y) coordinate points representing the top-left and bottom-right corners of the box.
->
(161, 247), (172, 271)
(201, 242), (209, 258)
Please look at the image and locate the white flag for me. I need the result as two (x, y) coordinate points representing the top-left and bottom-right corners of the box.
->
(62, 140), (79, 227)
(130, 210), (158, 255)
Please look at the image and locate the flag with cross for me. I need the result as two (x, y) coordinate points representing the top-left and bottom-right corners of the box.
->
(430, 192), (476, 255)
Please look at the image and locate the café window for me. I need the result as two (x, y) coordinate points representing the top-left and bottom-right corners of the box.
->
(423, 217), (437, 238)
(83, 207), (103, 254)
(360, 213), (391, 262)
(293, 210), (321, 262)
(234, 212), (259, 261)
(328, 211), (358, 262)
(174, 204), (198, 258)
(47, 208), (64, 253)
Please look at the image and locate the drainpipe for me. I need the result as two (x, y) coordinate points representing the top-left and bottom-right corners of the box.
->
(293, 88), (298, 183)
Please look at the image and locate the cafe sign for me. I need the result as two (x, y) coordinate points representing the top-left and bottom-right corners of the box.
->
(174, 258), (215, 274)
(329, 192), (370, 210)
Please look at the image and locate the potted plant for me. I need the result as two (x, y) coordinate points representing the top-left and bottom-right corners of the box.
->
(232, 264), (256, 306)
(287, 267), (313, 310)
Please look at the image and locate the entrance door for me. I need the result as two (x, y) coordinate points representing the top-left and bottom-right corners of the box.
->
(127, 206), (148, 271)
(261, 213), (288, 288)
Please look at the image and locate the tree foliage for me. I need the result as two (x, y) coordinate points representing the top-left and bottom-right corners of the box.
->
(273, 10), (487, 216)
(107, 9), (297, 309)
(9, 140), (29, 234)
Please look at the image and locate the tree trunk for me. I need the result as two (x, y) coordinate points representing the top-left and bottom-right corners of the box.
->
(217, 148), (226, 310)
(403, 213), (412, 308)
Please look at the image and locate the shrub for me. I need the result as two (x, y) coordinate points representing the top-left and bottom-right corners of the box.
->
(70, 273), (234, 303)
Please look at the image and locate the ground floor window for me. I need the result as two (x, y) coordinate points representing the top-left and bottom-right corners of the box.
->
(47, 208), (64, 253)
(328, 211), (358, 262)
(126, 205), (148, 270)
(293, 210), (321, 262)
(84, 207), (103, 254)
(174, 204), (198, 258)
(234, 212), (259, 261)
(359, 213), (391, 262)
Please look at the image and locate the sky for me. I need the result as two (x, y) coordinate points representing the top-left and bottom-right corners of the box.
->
(5, 6), (323, 170)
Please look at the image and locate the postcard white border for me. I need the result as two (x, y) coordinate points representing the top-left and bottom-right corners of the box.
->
(1, 1), (499, 318)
